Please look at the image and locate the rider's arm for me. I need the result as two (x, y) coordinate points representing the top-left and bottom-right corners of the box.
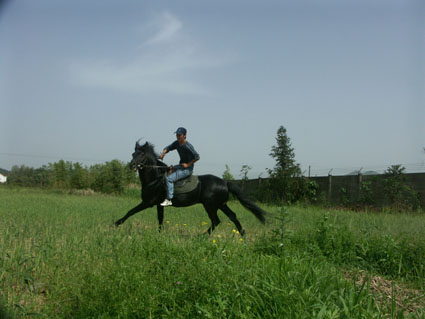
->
(182, 158), (198, 168)
(159, 149), (167, 160)
(160, 141), (178, 159)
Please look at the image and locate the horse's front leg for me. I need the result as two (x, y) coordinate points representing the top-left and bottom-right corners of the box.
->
(114, 201), (151, 227)
(157, 205), (164, 232)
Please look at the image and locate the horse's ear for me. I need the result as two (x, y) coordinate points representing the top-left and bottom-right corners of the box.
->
(136, 138), (143, 148)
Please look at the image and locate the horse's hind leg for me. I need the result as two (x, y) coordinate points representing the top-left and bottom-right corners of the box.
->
(203, 204), (221, 234)
(220, 204), (245, 236)
(157, 205), (164, 232)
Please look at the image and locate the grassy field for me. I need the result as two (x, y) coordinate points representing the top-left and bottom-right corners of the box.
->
(1, 186), (425, 318)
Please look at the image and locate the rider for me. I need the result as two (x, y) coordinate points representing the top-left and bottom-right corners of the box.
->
(159, 127), (200, 206)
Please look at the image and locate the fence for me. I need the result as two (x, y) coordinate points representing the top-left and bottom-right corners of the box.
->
(234, 172), (425, 208)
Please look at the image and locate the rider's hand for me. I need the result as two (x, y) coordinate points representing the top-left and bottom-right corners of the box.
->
(169, 165), (174, 173)
(159, 150), (166, 160)
(181, 163), (189, 168)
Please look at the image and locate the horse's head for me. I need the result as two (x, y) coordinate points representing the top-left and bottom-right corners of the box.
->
(130, 140), (157, 171)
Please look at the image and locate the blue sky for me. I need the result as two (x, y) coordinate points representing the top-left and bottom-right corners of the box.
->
(1, 0), (424, 177)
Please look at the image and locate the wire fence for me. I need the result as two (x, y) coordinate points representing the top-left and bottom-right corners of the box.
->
(1, 152), (424, 178)
(302, 162), (425, 177)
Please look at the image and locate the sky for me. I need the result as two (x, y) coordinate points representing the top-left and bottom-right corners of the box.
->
(1, 0), (424, 178)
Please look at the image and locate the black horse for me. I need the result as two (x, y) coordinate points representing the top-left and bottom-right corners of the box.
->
(114, 141), (267, 235)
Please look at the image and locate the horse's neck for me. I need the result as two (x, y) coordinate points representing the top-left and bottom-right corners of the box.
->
(139, 166), (164, 187)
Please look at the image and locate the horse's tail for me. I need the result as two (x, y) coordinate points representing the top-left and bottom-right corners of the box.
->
(226, 181), (266, 224)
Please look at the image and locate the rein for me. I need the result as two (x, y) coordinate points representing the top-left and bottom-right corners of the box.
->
(137, 164), (169, 170)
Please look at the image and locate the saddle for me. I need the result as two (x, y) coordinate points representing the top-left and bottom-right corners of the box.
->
(174, 175), (199, 194)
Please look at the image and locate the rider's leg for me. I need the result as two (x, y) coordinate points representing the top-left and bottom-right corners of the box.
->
(165, 168), (193, 199)
(165, 172), (176, 200)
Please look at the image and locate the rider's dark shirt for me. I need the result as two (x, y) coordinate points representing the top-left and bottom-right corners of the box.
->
(165, 141), (200, 171)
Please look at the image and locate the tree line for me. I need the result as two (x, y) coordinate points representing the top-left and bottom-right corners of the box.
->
(6, 160), (139, 194)
(5, 126), (421, 209)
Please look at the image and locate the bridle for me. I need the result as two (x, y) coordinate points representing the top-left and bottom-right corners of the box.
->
(136, 163), (168, 170)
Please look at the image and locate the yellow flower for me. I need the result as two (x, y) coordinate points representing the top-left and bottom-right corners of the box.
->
(183, 224), (187, 227)
(239, 238), (243, 243)
(166, 221), (171, 224)
(236, 231), (240, 235)
(213, 239), (217, 244)
(232, 229), (237, 233)
(202, 221), (208, 225)
(175, 224), (179, 227)
(217, 234), (222, 238)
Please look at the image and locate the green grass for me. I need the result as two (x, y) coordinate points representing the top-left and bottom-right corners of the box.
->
(284, 206), (425, 286)
(1, 186), (424, 318)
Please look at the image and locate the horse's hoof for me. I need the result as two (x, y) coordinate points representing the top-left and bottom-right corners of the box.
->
(114, 221), (121, 227)
(240, 229), (246, 236)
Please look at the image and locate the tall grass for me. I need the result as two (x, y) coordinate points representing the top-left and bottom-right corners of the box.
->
(1, 187), (424, 318)
(284, 206), (425, 287)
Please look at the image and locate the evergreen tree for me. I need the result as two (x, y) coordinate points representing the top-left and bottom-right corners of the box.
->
(267, 126), (302, 203)
(268, 126), (301, 178)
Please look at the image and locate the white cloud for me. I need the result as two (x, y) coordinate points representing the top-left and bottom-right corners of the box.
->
(69, 12), (227, 96)
(145, 12), (182, 45)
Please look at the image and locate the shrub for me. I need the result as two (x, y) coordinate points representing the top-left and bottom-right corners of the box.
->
(382, 165), (419, 211)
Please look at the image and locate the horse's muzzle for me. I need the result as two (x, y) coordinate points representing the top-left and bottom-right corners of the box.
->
(130, 161), (138, 172)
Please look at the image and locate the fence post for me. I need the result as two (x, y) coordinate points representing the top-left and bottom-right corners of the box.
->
(358, 173), (362, 201)
(357, 167), (363, 203)
(328, 169), (333, 202)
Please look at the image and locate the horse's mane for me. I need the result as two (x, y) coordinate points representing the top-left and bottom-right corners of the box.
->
(145, 142), (158, 158)
(138, 141), (167, 167)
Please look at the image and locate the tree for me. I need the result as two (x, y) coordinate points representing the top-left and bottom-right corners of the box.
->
(222, 164), (235, 181)
(53, 160), (68, 189)
(70, 162), (89, 189)
(240, 165), (252, 181)
(34, 166), (52, 187)
(239, 165), (252, 190)
(8, 165), (36, 186)
(108, 160), (125, 193)
(267, 126), (303, 203)
(123, 162), (139, 186)
(90, 160), (125, 194)
(268, 126), (301, 178)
